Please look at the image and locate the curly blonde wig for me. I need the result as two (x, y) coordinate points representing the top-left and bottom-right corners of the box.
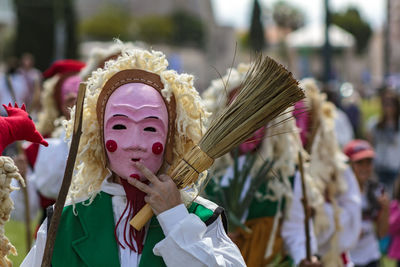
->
(65, 46), (210, 204)
(36, 76), (61, 136)
(300, 78), (349, 267)
(300, 78), (348, 197)
(0, 157), (24, 267)
(202, 63), (250, 122)
(80, 41), (144, 80)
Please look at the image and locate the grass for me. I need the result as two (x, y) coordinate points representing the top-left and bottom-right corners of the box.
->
(360, 96), (381, 136)
(381, 256), (397, 267)
(4, 217), (40, 266)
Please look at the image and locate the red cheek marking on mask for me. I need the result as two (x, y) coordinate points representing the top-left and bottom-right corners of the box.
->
(152, 142), (163, 155)
(106, 140), (118, 152)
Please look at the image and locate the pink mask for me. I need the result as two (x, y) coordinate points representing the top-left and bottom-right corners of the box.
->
(60, 75), (81, 118)
(104, 83), (168, 182)
(61, 75), (81, 103)
(238, 127), (265, 154)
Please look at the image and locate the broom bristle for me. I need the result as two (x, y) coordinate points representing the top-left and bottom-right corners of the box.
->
(199, 54), (304, 159)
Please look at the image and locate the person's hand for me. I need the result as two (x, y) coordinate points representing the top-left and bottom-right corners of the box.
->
(378, 193), (390, 211)
(128, 162), (183, 215)
(299, 256), (322, 267)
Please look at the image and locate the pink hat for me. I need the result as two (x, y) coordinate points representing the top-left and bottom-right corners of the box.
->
(344, 139), (375, 162)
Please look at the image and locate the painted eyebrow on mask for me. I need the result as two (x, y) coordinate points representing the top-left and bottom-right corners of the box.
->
(145, 116), (159, 119)
(112, 114), (128, 117)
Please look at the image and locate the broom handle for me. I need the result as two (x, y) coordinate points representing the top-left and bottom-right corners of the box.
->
(298, 152), (312, 261)
(130, 204), (153, 230)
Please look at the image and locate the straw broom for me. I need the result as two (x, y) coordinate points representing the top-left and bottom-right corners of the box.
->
(131, 54), (304, 230)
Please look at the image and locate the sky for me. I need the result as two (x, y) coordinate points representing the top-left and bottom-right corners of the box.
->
(211, 0), (386, 30)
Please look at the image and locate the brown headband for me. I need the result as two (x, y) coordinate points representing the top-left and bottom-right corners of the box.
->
(96, 69), (176, 165)
(98, 53), (121, 69)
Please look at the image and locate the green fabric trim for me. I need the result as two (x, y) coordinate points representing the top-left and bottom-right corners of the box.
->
(247, 175), (295, 220)
(52, 192), (215, 267)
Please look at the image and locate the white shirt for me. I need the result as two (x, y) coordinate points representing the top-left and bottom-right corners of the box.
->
(349, 193), (381, 265)
(21, 177), (245, 267)
(281, 172), (318, 265)
(0, 73), (29, 107)
(32, 131), (69, 199)
(334, 109), (354, 148)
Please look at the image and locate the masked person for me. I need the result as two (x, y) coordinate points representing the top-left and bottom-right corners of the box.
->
(10, 60), (85, 228)
(21, 46), (245, 266)
(202, 64), (322, 266)
(10, 60), (85, 226)
(295, 79), (362, 267)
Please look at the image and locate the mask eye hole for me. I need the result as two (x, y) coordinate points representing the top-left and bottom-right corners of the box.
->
(28, 115), (32, 120)
(112, 124), (126, 130)
(144, 127), (156, 132)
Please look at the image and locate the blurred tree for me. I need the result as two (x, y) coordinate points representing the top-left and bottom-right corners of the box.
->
(170, 11), (205, 48)
(249, 0), (265, 51)
(14, 0), (54, 71)
(63, 0), (78, 60)
(80, 5), (132, 41)
(272, 1), (305, 31)
(136, 16), (174, 44)
(14, 0), (78, 71)
(332, 7), (372, 54)
(80, 7), (204, 48)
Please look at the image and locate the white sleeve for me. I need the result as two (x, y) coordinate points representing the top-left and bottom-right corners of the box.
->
(281, 172), (317, 265)
(336, 168), (362, 251)
(154, 204), (246, 267)
(20, 219), (47, 267)
(32, 137), (68, 199)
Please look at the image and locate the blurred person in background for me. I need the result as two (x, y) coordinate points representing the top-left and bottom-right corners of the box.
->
(202, 64), (322, 267)
(388, 180), (400, 266)
(11, 60), (85, 229)
(366, 88), (400, 197)
(344, 139), (389, 267)
(18, 53), (42, 116)
(0, 57), (30, 109)
(324, 85), (355, 148)
(340, 83), (362, 139)
(296, 78), (361, 267)
(0, 57), (30, 157)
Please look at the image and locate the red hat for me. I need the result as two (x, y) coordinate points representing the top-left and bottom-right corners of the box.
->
(344, 139), (375, 162)
(43, 59), (86, 79)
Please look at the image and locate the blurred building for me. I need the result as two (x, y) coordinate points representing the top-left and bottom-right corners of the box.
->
(388, 0), (400, 74)
(285, 24), (355, 82)
(76, 0), (236, 92)
(0, 0), (14, 62)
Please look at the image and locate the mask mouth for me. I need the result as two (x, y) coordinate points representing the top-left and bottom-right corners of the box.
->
(131, 158), (140, 162)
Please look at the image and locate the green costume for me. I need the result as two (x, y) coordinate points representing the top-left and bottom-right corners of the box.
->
(52, 192), (216, 267)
